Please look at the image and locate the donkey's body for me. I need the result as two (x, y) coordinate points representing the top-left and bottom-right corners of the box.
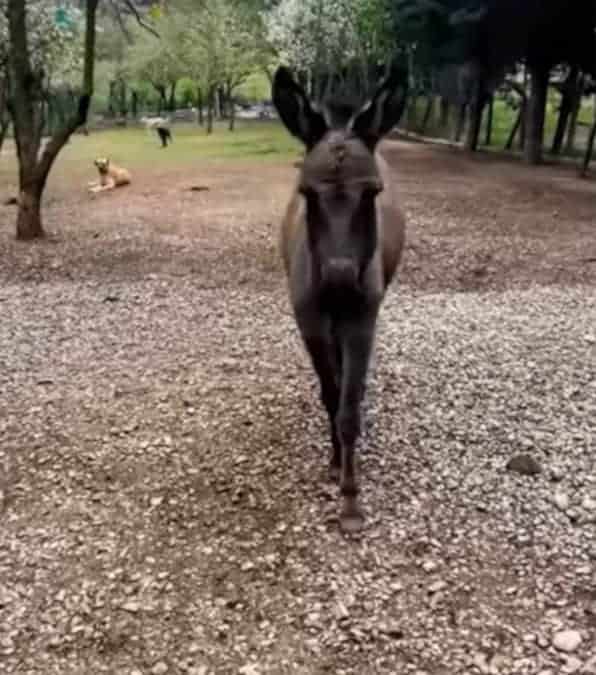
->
(273, 66), (408, 532)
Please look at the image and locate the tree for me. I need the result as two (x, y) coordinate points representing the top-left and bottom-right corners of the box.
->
(467, 0), (596, 164)
(127, 11), (186, 114)
(171, 0), (270, 132)
(264, 0), (398, 103)
(4, 0), (97, 240)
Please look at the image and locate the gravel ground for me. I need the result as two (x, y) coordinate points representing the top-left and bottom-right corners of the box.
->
(1, 140), (595, 674)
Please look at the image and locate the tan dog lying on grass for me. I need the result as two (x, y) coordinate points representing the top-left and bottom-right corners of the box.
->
(88, 157), (131, 193)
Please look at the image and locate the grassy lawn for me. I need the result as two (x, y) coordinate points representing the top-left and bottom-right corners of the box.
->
(405, 94), (594, 153)
(0, 121), (302, 191)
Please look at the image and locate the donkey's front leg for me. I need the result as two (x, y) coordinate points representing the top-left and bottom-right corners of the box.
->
(336, 312), (377, 532)
(303, 334), (342, 481)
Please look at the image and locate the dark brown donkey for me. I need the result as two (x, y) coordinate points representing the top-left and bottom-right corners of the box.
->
(273, 66), (408, 532)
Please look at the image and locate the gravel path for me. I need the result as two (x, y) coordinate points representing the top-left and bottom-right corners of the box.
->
(1, 142), (595, 674)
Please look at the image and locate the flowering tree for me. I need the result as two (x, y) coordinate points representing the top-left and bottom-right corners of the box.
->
(0, 1), (85, 123)
(2, 0), (96, 239)
(264, 0), (397, 101)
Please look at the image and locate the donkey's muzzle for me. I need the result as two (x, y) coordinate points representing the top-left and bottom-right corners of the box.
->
(321, 258), (359, 290)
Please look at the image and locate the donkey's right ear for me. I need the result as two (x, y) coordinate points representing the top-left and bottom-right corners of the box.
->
(272, 67), (327, 149)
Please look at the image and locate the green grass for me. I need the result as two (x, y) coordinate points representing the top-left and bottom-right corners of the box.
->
(405, 94), (594, 154)
(0, 121), (302, 188)
(61, 121), (301, 169)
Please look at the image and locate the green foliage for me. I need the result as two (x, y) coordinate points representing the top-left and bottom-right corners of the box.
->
(0, 0), (85, 93)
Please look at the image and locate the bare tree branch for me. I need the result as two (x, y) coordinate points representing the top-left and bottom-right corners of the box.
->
(118, 0), (161, 39)
(108, 0), (134, 44)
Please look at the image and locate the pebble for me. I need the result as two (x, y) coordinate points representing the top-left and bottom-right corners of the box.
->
(428, 580), (448, 594)
(581, 495), (596, 511)
(506, 454), (542, 476)
(239, 665), (260, 675)
(562, 656), (583, 674)
(122, 601), (140, 613)
(553, 492), (570, 511)
(152, 662), (168, 675)
(422, 560), (438, 573)
(552, 629), (582, 653)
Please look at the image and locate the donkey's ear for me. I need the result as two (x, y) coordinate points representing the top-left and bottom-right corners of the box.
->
(350, 64), (409, 147)
(272, 66), (328, 149)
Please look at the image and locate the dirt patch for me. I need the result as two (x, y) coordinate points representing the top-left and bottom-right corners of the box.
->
(1, 141), (595, 675)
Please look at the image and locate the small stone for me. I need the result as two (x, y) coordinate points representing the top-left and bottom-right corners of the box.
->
(428, 580), (448, 594)
(130, 670), (144, 675)
(152, 662), (168, 675)
(335, 602), (349, 620)
(122, 601), (140, 613)
(553, 492), (570, 511)
(581, 495), (596, 511)
(562, 656), (583, 674)
(583, 655), (596, 675)
(381, 623), (404, 639)
(506, 454), (542, 476)
(422, 560), (438, 573)
(239, 665), (260, 675)
(550, 467), (565, 482)
(240, 561), (255, 572)
(552, 629), (582, 653)
(188, 642), (201, 654)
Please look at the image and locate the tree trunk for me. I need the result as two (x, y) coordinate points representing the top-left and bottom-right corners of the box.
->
(7, 0), (98, 240)
(524, 63), (550, 165)
(131, 90), (138, 118)
(439, 97), (449, 132)
(419, 95), (434, 134)
(119, 79), (127, 117)
(168, 81), (176, 112)
(0, 75), (10, 152)
(454, 103), (467, 142)
(196, 87), (203, 125)
(0, 119), (9, 153)
(206, 88), (214, 134)
(505, 107), (522, 150)
(108, 80), (117, 117)
(564, 75), (583, 156)
(484, 95), (494, 146)
(155, 85), (166, 114)
(580, 98), (596, 177)
(16, 177), (44, 240)
(227, 85), (235, 131)
(551, 66), (578, 155)
(407, 93), (418, 130)
(465, 79), (485, 152)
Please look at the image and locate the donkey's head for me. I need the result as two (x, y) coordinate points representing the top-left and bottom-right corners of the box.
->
(273, 66), (407, 295)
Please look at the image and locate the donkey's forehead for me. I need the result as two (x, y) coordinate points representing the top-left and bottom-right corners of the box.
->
(302, 132), (379, 186)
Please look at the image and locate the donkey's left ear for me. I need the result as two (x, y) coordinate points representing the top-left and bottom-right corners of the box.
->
(272, 66), (328, 149)
(350, 64), (409, 147)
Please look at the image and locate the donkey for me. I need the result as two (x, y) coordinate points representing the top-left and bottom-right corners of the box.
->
(272, 66), (408, 532)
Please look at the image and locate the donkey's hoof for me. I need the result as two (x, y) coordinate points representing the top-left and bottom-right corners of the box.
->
(328, 462), (341, 483)
(340, 500), (364, 533)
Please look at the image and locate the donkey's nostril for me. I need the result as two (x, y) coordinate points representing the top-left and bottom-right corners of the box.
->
(322, 258), (358, 289)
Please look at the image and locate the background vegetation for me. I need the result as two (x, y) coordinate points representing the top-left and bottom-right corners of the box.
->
(2, 0), (596, 239)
